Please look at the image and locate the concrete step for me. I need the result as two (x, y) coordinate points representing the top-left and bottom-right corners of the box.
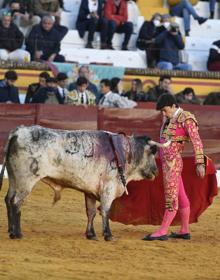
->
(60, 47), (147, 68)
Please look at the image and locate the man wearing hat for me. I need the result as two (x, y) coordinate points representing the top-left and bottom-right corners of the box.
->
(143, 93), (205, 241)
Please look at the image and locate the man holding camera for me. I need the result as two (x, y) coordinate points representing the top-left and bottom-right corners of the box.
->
(155, 22), (192, 71)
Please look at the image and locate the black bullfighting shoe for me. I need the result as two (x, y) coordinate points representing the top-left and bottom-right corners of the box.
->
(142, 234), (168, 241)
(169, 232), (191, 240)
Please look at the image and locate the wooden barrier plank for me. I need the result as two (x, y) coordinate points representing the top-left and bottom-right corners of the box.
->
(36, 104), (98, 130)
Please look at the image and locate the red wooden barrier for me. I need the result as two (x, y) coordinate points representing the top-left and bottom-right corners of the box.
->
(0, 103), (219, 167)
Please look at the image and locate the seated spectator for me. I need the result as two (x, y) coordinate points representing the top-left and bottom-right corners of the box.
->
(110, 77), (124, 94)
(209, 0), (216, 19)
(76, 0), (108, 49)
(168, 0), (207, 36)
(123, 78), (147, 101)
(56, 72), (68, 103)
(203, 92), (220, 105)
(175, 87), (201, 104)
(66, 77), (96, 105)
(136, 13), (162, 68)
(32, 0), (60, 22)
(98, 78), (137, 108)
(69, 65), (100, 103)
(155, 22), (192, 71)
(31, 77), (64, 104)
(32, 0), (67, 40)
(26, 15), (65, 62)
(0, 13), (30, 62)
(0, 0), (41, 37)
(127, 0), (140, 34)
(103, 0), (133, 50)
(25, 71), (50, 104)
(146, 75), (173, 102)
(207, 39), (220, 71)
(0, 70), (20, 103)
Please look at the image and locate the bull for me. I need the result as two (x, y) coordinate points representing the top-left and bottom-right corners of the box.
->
(0, 125), (170, 240)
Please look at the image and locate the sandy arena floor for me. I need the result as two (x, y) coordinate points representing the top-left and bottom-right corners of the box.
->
(0, 180), (219, 280)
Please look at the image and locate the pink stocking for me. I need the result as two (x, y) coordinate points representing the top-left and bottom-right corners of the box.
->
(178, 177), (190, 234)
(178, 207), (190, 234)
(151, 209), (177, 237)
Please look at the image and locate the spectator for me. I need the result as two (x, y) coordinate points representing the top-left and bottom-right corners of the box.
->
(207, 39), (220, 71)
(146, 75), (173, 102)
(168, 0), (207, 36)
(25, 71), (50, 104)
(103, 0), (133, 50)
(155, 22), (192, 70)
(98, 78), (137, 108)
(31, 77), (64, 104)
(126, 0), (140, 34)
(68, 65), (100, 103)
(123, 78), (147, 101)
(66, 77), (96, 105)
(203, 92), (220, 105)
(136, 13), (162, 68)
(0, 13), (30, 62)
(26, 15), (65, 62)
(76, 0), (108, 49)
(160, 14), (172, 31)
(209, 0), (216, 19)
(110, 77), (124, 94)
(0, 70), (20, 103)
(175, 87), (201, 104)
(0, 0), (41, 37)
(56, 72), (68, 103)
(32, 0), (67, 40)
(32, 0), (60, 22)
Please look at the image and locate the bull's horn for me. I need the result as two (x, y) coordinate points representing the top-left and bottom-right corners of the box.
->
(148, 140), (171, 148)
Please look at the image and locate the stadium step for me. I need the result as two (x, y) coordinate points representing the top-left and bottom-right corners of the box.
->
(60, 47), (146, 68)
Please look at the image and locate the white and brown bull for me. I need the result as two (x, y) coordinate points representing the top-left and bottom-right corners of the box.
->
(0, 125), (170, 240)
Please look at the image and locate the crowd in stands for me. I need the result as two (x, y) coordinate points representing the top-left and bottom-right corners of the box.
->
(0, 0), (218, 71)
(0, 68), (219, 106)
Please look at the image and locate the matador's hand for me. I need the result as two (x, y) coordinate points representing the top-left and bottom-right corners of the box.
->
(196, 164), (205, 178)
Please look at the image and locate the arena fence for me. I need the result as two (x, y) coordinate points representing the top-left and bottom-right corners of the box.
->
(0, 103), (219, 169)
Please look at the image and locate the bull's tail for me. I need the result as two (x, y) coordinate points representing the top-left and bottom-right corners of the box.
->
(0, 127), (19, 190)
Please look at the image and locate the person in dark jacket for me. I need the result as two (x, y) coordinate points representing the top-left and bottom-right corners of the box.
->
(136, 13), (162, 68)
(155, 22), (192, 70)
(0, 0), (41, 37)
(0, 13), (30, 61)
(103, 0), (133, 50)
(0, 70), (20, 103)
(76, 0), (108, 49)
(31, 77), (64, 104)
(207, 40), (220, 71)
(123, 78), (147, 101)
(175, 87), (201, 105)
(26, 15), (65, 62)
(146, 75), (173, 102)
(203, 92), (220, 105)
(25, 71), (50, 103)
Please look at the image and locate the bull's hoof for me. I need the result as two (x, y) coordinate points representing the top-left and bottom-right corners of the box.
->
(86, 235), (98, 241)
(9, 232), (23, 239)
(104, 235), (112, 241)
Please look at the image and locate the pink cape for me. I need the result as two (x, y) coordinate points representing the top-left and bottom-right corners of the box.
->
(109, 157), (218, 225)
